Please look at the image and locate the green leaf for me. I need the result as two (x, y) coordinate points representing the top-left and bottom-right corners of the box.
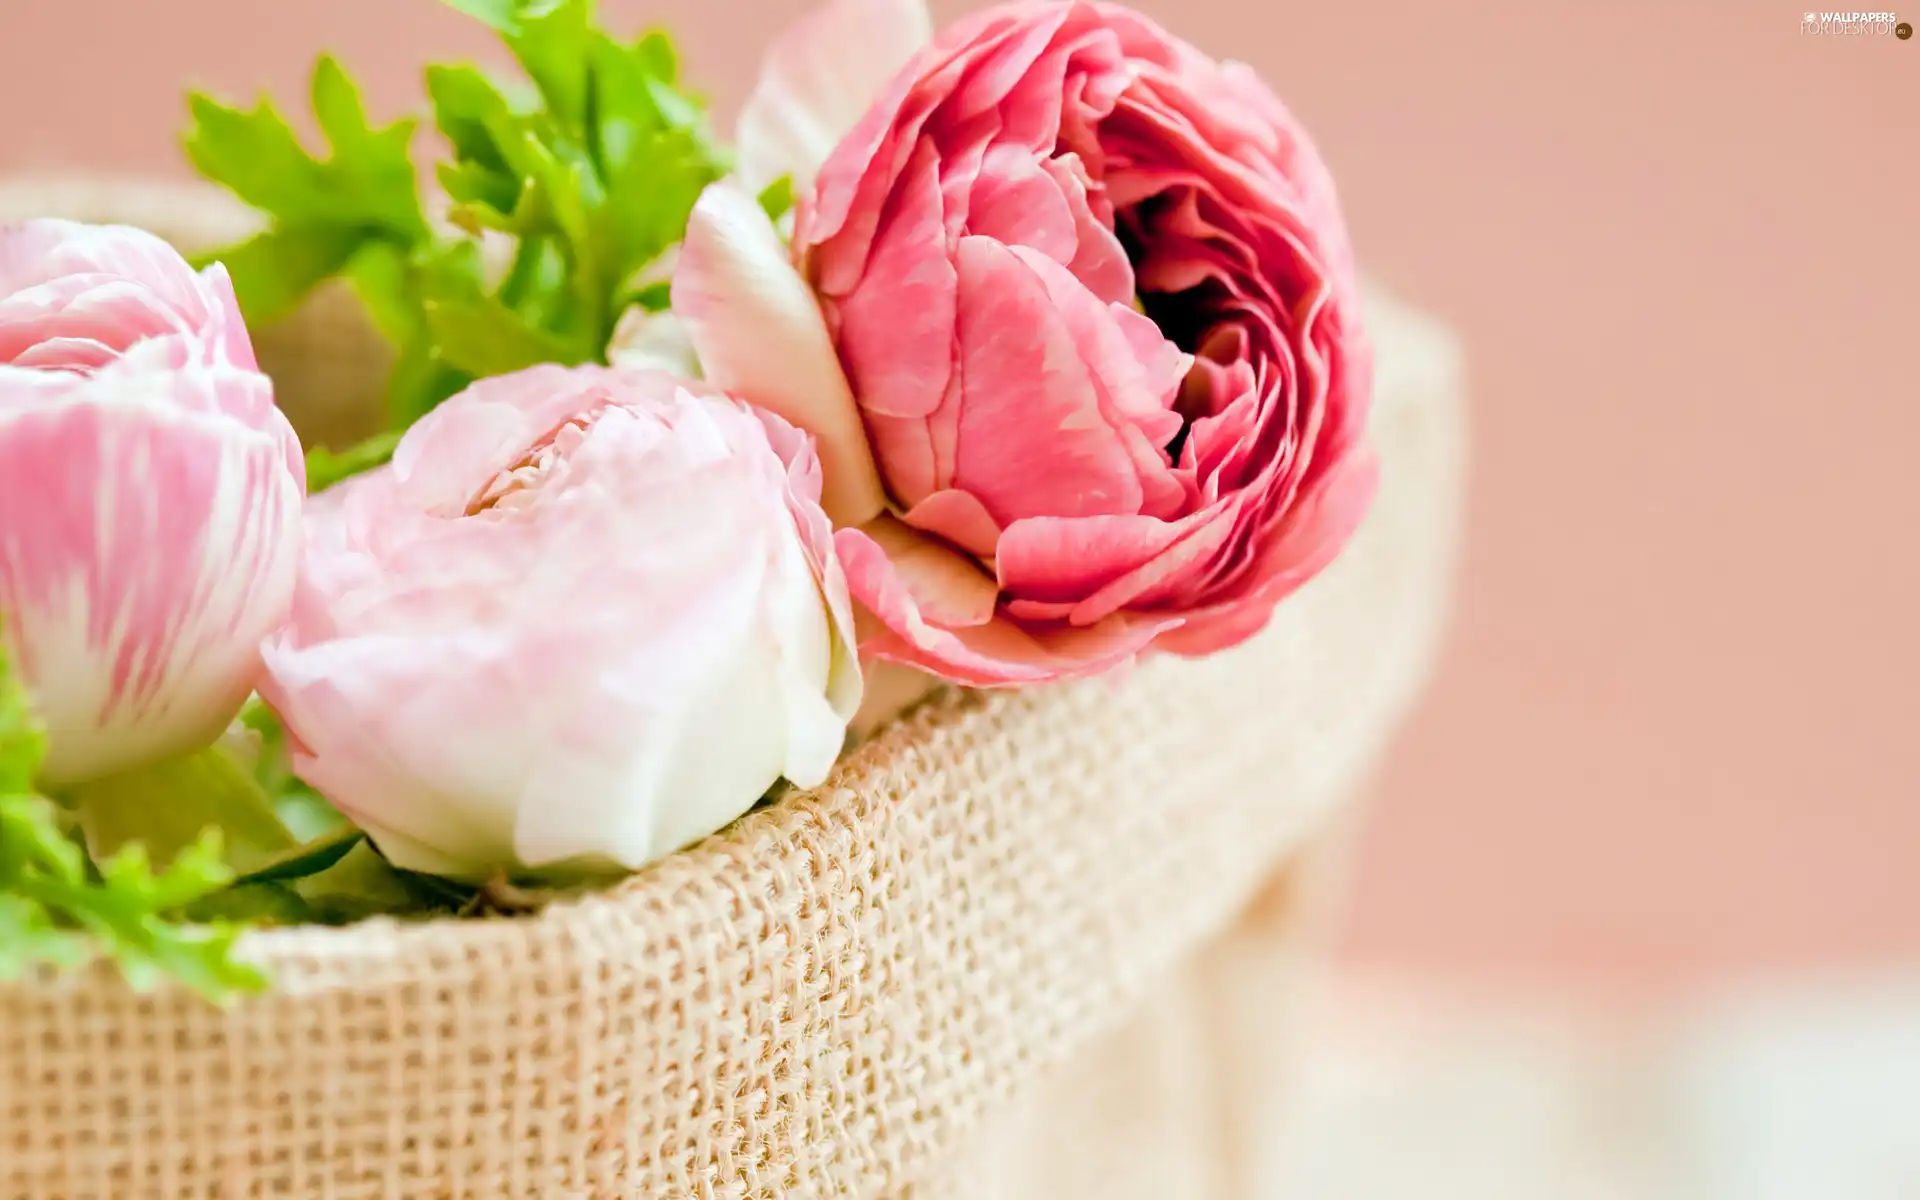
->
(0, 659), (46, 795)
(386, 339), (475, 428)
(625, 280), (672, 312)
(342, 241), (425, 347)
(183, 92), (330, 218)
(200, 225), (366, 325)
(188, 7), (726, 424)
(496, 124), (599, 250)
(587, 31), (665, 176)
(234, 825), (365, 886)
(185, 57), (429, 340)
(274, 787), (349, 842)
(506, 0), (597, 132)
(0, 637), (281, 1002)
(311, 55), (373, 152)
(633, 29), (676, 82)
(643, 76), (706, 136)
(67, 745), (297, 877)
(0, 893), (87, 978)
(424, 292), (590, 376)
(757, 175), (795, 224)
(186, 77), (425, 241)
(592, 126), (718, 283)
(184, 881), (314, 925)
(441, 0), (518, 31)
(342, 242), (479, 423)
(427, 63), (519, 174)
(295, 842), (449, 924)
(306, 428), (406, 492)
(0, 635), (269, 1003)
(438, 160), (521, 218)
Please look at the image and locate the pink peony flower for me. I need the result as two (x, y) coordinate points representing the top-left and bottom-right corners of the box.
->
(0, 220), (303, 783)
(679, 0), (1376, 686)
(257, 365), (863, 880)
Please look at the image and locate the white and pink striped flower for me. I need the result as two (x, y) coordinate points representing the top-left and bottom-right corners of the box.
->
(0, 220), (304, 785)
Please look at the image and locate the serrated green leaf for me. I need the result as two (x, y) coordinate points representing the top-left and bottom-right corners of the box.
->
(311, 54), (373, 152)
(186, 56), (429, 345)
(0, 640), (269, 1004)
(104, 830), (233, 911)
(189, 6), (724, 421)
(183, 92), (328, 217)
(187, 64), (427, 242)
(0, 793), (85, 882)
(0, 893), (87, 978)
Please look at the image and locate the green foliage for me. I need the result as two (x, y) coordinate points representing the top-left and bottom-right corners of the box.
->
(757, 175), (795, 225)
(0, 643), (267, 1004)
(306, 429), (405, 493)
(233, 699), (461, 924)
(185, 0), (730, 459)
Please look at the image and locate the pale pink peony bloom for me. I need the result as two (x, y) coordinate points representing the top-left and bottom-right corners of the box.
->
(679, 0), (1377, 686)
(0, 220), (304, 783)
(257, 365), (864, 880)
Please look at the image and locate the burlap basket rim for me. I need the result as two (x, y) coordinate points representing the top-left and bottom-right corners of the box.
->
(0, 173), (1466, 999)
(17, 683), (998, 990)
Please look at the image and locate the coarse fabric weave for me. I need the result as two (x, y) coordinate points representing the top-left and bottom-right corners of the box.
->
(0, 178), (1467, 1200)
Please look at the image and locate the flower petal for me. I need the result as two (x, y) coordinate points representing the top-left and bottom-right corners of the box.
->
(1155, 439), (1380, 656)
(835, 524), (1172, 686)
(832, 139), (958, 422)
(675, 182), (889, 526)
(735, 0), (934, 195)
(0, 362), (302, 784)
(606, 306), (703, 378)
(857, 514), (999, 628)
(949, 236), (1144, 521)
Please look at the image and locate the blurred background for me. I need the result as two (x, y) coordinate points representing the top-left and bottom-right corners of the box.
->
(3, 0), (1915, 1192)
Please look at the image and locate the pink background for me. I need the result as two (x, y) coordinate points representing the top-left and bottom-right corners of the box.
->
(3, 0), (1915, 1002)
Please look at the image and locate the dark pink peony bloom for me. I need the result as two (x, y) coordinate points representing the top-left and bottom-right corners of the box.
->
(678, 0), (1375, 686)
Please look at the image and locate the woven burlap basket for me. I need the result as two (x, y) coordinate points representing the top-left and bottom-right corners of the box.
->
(0, 177), (1467, 1200)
